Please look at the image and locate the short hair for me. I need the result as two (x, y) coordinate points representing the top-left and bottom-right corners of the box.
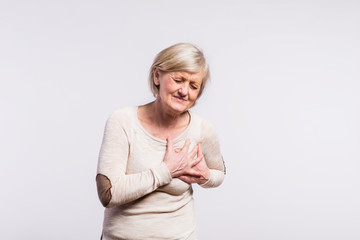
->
(148, 43), (210, 98)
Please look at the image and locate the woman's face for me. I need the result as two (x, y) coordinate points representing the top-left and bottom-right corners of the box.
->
(154, 70), (203, 115)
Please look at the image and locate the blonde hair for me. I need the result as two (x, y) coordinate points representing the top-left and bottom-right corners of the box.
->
(148, 43), (210, 98)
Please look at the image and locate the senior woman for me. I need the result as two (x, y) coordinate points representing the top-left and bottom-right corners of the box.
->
(96, 43), (226, 240)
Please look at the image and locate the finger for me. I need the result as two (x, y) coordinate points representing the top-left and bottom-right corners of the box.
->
(174, 148), (181, 153)
(189, 144), (198, 159)
(197, 143), (203, 157)
(191, 155), (203, 167)
(179, 175), (192, 184)
(179, 175), (200, 184)
(187, 168), (202, 177)
(166, 138), (173, 153)
(181, 138), (191, 153)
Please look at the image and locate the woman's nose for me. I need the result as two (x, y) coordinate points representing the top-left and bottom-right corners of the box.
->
(178, 84), (189, 96)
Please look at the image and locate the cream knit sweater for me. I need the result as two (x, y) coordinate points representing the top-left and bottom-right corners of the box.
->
(96, 106), (225, 240)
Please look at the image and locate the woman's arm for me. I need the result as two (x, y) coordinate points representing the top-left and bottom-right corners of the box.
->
(179, 120), (226, 188)
(199, 120), (226, 188)
(96, 111), (172, 208)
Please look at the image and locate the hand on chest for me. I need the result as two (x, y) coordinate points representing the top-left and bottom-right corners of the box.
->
(127, 136), (198, 173)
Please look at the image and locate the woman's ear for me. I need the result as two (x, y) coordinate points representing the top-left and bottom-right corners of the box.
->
(153, 68), (160, 86)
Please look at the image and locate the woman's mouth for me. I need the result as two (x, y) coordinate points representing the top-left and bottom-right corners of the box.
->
(174, 96), (186, 102)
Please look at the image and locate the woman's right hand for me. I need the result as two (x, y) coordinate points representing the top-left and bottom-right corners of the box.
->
(164, 138), (203, 178)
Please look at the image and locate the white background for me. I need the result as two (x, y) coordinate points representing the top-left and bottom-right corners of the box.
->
(1, 1), (359, 239)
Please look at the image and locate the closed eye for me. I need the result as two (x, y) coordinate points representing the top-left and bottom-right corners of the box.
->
(171, 77), (182, 83)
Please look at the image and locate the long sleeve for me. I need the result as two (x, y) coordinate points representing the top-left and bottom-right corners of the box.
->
(199, 120), (226, 188)
(96, 110), (172, 208)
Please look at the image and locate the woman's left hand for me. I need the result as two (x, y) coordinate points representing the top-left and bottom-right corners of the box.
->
(178, 143), (210, 184)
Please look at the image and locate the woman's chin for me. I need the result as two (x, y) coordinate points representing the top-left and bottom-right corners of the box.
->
(165, 104), (188, 115)
(173, 102), (191, 112)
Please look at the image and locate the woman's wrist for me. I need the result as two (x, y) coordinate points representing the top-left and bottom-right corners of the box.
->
(203, 168), (210, 181)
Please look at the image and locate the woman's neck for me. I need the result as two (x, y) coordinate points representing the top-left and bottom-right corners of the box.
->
(137, 101), (190, 140)
(139, 101), (190, 129)
(144, 100), (189, 130)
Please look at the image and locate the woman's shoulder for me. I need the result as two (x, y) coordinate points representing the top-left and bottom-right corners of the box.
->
(111, 106), (136, 116)
(106, 106), (137, 125)
(189, 111), (218, 137)
(189, 111), (215, 128)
